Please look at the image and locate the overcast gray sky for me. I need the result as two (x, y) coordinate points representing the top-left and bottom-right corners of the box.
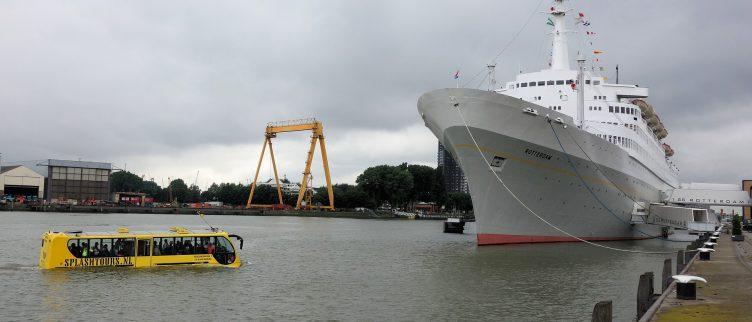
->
(1, 0), (750, 189)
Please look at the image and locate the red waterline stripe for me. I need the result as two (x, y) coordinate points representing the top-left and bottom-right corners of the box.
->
(477, 233), (654, 245)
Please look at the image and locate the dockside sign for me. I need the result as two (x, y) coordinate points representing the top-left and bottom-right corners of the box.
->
(668, 188), (752, 206)
(669, 197), (748, 205)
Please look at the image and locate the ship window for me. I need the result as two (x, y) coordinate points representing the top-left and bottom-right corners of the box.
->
(620, 106), (625, 113)
(586, 80), (591, 84)
(556, 80), (564, 85)
(529, 82), (536, 87)
(516, 83), (519, 88)
(609, 106), (613, 113)
(537, 81), (545, 86)
(599, 106), (602, 111)
(566, 80), (573, 85)
(594, 80), (601, 85)
(547, 80), (554, 85)
(521, 83), (527, 87)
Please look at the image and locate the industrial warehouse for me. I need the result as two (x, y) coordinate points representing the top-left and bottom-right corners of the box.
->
(0, 159), (112, 204)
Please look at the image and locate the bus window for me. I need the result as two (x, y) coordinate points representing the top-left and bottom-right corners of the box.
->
(67, 238), (134, 258)
(68, 239), (82, 257)
(153, 238), (163, 256)
(100, 239), (113, 257)
(137, 239), (151, 256)
(116, 238), (135, 257)
(182, 238), (194, 255)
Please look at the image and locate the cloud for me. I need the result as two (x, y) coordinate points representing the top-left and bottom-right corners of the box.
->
(0, 0), (750, 188)
(117, 122), (435, 189)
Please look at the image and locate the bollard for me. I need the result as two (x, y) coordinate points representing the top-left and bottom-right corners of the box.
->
(676, 250), (685, 273)
(662, 259), (672, 292)
(672, 275), (707, 300)
(676, 282), (697, 300)
(685, 250), (697, 264)
(700, 251), (710, 260)
(591, 301), (612, 322)
(636, 272), (655, 319)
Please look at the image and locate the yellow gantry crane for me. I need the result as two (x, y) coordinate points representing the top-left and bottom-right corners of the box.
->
(245, 118), (335, 210)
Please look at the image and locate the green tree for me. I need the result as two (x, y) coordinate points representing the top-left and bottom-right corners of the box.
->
(733, 214), (742, 235)
(356, 165), (414, 208)
(433, 166), (447, 206)
(313, 184), (374, 209)
(406, 164), (437, 202)
(201, 183), (220, 202)
(445, 192), (473, 212)
(141, 180), (163, 200)
(186, 184), (201, 203)
(168, 179), (189, 203)
(110, 171), (144, 193)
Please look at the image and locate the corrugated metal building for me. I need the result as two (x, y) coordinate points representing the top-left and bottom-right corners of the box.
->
(45, 159), (112, 202)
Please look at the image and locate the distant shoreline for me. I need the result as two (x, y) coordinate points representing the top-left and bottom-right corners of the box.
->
(0, 204), (471, 221)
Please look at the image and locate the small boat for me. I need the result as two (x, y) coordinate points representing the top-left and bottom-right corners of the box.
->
(39, 226), (243, 269)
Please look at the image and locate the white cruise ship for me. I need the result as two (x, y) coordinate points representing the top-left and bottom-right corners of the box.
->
(417, 0), (679, 244)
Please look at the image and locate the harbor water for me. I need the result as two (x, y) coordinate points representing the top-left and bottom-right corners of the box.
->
(0, 212), (687, 321)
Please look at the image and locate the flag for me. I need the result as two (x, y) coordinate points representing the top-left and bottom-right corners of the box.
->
(453, 70), (460, 79)
(579, 12), (585, 18)
(546, 18), (554, 26)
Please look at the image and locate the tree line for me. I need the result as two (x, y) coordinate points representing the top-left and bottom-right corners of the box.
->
(110, 163), (472, 212)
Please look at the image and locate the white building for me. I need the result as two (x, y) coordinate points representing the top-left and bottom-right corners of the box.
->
(0, 166), (45, 199)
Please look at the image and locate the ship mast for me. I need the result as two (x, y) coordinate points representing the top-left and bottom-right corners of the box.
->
(577, 54), (586, 128)
(548, 0), (570, 71)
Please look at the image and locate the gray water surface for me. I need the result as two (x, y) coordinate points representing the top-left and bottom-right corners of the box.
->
(0, 212), (686, 321)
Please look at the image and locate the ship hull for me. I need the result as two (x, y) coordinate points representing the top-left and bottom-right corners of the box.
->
(418, 88), (670, 245)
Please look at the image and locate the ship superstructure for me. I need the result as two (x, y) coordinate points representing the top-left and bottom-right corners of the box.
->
(417, 0), (680, 244)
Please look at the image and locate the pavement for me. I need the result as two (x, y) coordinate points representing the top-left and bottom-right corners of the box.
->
(652, 231), (752, 321)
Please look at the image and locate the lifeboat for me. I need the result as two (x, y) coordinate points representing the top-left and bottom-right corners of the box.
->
(662, 143), (675, 157)
(632, 99), (655, 118)
(654, 127), (668, 139)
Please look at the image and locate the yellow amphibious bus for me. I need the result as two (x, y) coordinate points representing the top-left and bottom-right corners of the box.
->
(39, 226), (243, 269)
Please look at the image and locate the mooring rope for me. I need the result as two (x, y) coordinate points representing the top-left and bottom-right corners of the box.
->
(559, 125), (688, 242)
(550, 121), (688, 242)
(453, 103), (676, 254)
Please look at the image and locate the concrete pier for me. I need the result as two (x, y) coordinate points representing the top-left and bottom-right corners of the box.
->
(651, 231), (752, 321)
